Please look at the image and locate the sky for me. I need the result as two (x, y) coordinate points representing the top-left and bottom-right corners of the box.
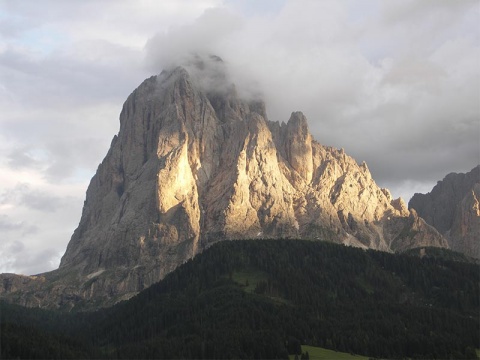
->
(0, 0), (478, 275)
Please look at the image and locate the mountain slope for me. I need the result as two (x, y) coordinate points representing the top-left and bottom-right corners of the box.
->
(409, 165), (480, 258)
(0, 56), (447, 309)
(1, 240), (478, 359)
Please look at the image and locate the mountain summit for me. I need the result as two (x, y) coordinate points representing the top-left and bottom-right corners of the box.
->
(409, 165), (480, 259)
(0, 57), (447, 309)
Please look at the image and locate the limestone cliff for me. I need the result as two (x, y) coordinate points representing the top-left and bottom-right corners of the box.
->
(0, 57), (448, 309)
(409, 165), (480, 258)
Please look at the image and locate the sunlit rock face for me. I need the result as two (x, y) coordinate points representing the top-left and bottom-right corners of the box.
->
(0, 56), (448, 309)
(409, 165), (480, 259)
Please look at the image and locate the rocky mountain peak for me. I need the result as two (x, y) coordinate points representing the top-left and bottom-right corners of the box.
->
(287, 111), (308, 130)
(0, 61), (449, 309)
(409, 165), (480, 258)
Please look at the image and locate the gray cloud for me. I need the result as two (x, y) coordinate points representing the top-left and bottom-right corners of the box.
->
(0, 215), (38, 235)
(7, 146), (42, 170)
(0, 185), (83, 274)
(0, 42), (146, 108)
(0, 183), (75, 212)
(42, 137), (114, 182)
(144, 0), (479, 202)
(145, 8), (243, 71)
(2, 244), (61, 276)
(8, 240), (25, 254)
(19, 248), (62, 275)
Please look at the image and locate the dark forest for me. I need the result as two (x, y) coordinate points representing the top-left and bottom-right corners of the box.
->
(1, 240), (478, 359)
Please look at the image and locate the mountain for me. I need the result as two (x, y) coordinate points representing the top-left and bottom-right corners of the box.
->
(1, 240), (479, 359)
(409, 165), (480, 259)
(0, 56), (447, 309)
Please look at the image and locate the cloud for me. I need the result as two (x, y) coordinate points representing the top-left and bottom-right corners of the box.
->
(0, 239), (61, 275)
(0, 215), (38, 234)
(0, 215), (41, 274)
(145, 7), (243, 71)
(7, 146), (42, 170)
(144, 0), (479, 203)
(0, 183), (69, 212)
(0, 183), (84, 274)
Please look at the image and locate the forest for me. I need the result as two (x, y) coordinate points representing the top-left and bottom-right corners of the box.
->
(1, 240), (479, 359)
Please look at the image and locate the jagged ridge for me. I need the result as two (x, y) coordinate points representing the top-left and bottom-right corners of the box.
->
(409, 165), (480, 258)
(0, 57), (448, 309)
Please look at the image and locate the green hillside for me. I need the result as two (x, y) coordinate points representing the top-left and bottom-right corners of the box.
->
(1, 239), (479, 359)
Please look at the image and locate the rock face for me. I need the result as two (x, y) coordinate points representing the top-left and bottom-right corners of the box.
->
(0, 56), (448, 309)
(409, 165), (480, 258)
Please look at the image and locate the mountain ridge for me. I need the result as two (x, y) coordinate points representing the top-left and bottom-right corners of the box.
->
(0, 57), (449, 309)
(409, 165), (480, 258)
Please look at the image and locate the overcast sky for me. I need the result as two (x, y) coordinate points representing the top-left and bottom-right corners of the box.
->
(1, 0), (478, 275)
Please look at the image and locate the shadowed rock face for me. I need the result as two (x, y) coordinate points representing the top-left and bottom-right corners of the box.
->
(0, 58), (448, 310)
(409, 165), (480, 258)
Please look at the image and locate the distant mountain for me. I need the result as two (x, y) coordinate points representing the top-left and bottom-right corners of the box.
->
(1, 240), (478, 359)
(0, 55), (447, 309)
(409, 165), (480, 259)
